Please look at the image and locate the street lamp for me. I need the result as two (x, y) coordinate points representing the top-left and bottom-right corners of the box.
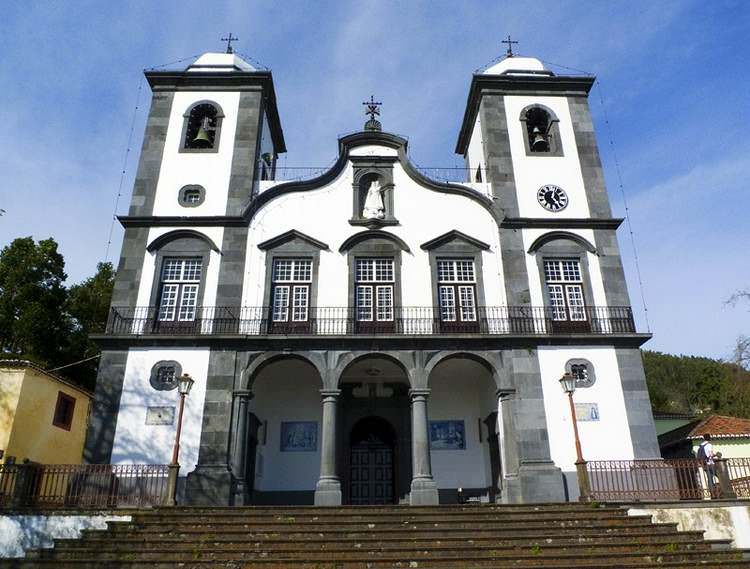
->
(166, 373), (194, 506)
(559, 372), (591, 501)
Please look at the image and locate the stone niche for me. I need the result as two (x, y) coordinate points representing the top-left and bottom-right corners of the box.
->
(350, 158), (398, 228)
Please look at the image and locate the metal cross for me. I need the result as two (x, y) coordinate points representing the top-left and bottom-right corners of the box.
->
(502, 35), (519, 57)
(221, 33), (239, 54)
(363, 95), (382, 121)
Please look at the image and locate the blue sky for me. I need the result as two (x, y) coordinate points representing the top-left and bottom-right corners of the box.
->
(0, 1), (748, 360)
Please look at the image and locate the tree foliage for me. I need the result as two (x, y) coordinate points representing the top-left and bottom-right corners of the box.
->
(0, 237), (114, 390)
(643, 350), (750, 418)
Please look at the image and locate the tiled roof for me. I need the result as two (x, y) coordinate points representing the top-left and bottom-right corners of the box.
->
(685, 415), (750, 439)
(0, 359), (93, 397)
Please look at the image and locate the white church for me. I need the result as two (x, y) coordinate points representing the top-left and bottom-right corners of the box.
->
(85, 44), (659, 506)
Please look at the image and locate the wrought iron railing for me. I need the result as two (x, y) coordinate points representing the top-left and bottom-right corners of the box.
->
(258, 166), (490, 184)
(586, 458), (750, 502)
(0, 463), (171, 509)
(105, 305), (637, 336)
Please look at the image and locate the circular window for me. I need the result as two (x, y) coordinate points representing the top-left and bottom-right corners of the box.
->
(150, 360), (182, 391)
(178, 185), (205, 207)
(565, 358), (596, 388)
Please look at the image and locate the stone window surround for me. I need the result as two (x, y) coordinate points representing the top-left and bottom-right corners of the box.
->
(149, 360), (183, 391)
(565, 358), (596, 388)
(519, 103), (564, 157)
(178, 184), (206, 208)
(178, 100), (225, 154)
(261, 246), (323, 311)
(423, 238), (489, 310)
(350, 159), (398, 227)
(531, 237), (596, 311)
(146, 235), (214, 310)
(344, 237), (404, 311)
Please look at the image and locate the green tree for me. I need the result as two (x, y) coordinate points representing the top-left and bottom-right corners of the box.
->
(0, 237), (69, 365)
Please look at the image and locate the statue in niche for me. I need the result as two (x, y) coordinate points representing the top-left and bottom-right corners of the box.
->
(362, 179), (386, 219)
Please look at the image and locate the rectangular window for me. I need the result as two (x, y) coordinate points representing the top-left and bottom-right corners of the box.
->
(543, 259), (587, 322)
(158, 258), (203, 322)
(355, 258), (394, 322)
(271, 259), (312, 322)
(52, 391), (76, 431)
(437, 259), (477, 323)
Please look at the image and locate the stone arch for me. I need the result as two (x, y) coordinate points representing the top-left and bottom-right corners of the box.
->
(335, 351), (414, 388)
(424, 351), (507, 390)
(146, 229), (221, 254)
(242, 351), (325, 391)
(339, 230), (410, 253)
(527, 231), (597, 255)
(519, 103), (559, 123)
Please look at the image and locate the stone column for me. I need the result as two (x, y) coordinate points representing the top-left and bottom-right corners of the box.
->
(409, 388), (439, 505)
(231, 390), (253, 503)
(497, 389), (521, 503)
(314, 389), (342, 505)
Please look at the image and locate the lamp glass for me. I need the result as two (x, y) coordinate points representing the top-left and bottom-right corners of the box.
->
(178, 373), (195, 395)
(559, 372), (576, 394)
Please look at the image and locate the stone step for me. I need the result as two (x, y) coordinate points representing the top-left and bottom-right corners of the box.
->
(23, 548), (748, 566)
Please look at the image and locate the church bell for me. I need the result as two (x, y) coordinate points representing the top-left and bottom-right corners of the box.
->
(531, 127), (548, 151)
(192, 117), (213, 146)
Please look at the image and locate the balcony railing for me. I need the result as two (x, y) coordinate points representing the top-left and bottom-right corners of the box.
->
(0, 463), (171, 509)
(260, 166), (489, 184)
(105, 306), (636, 336)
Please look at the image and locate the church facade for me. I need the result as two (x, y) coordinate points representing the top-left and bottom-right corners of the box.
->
(85, 50), (659, 506)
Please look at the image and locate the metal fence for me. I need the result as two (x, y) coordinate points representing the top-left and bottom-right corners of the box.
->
(259, 166), (489, 184)
(0, 463), (171, 509)
(106, 305), (636, 336)
(586, 458), (750, 502)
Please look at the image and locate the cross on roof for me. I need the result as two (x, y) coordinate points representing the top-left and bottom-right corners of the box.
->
(221, 33), (239, 54)
(363, 95), (382, 121)
(502, 35), (518, 57)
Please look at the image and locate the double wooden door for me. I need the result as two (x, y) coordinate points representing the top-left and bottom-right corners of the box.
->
(350, 439), (394, 505)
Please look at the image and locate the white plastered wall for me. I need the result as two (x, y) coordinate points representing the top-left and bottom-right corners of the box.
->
(241, 147), (505, 309)
(110, 348), (210, 473)
(151, 91), (241, 217)
(504, 95), (590, 219)
(429, 369), (496, 490)
(134, 226), (224, 309)
(521, 227), (607, 309)
(537, 346), (635, 476)
(250, 368), (322, 491)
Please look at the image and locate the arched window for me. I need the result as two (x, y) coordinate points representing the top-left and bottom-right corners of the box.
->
(520, 105), (563, 156)
(181, 102), (224, 152)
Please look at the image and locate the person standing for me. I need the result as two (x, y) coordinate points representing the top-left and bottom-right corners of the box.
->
(698, 433), (718, 498)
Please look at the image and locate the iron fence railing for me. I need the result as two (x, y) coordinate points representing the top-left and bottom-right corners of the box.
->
(258, 166), (490, 184)
(0, 463), (171, 509)
(586, 458), (750, 502)
(105, 305), (637, 336)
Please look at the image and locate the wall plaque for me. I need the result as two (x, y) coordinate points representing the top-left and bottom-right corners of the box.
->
(574, 402), (600, 422)
(145, 406), (175, 425)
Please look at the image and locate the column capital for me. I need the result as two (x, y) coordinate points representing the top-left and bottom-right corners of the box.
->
(496, 388), (515, 400)
(320, 388), (342, 400)
(233, 390), (254, 400)
(409, 388), (431, 400)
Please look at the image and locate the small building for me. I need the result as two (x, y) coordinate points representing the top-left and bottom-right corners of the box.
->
(652, 411), (697, 437)
(0, 360), (92, 465)
(659, 414), (750, 459)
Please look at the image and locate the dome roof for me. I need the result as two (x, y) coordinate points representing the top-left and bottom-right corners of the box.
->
(482, 56), (553, 77)
(187, 52), (256, 73)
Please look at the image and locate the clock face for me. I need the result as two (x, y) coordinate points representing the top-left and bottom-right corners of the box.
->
(537, 184), (568, 212)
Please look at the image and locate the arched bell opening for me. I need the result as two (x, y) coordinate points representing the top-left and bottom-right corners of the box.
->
(338, 354), (411, 504)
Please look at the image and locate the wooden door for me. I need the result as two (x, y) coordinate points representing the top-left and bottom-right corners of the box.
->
(350, 440), (394, 505)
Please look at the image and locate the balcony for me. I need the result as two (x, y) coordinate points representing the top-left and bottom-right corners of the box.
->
(105, 306), (637, 336)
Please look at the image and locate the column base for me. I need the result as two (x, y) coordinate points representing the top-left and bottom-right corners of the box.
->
(314, 477), (342, 506)
(516, 460), (566, 503)
(409, 477), (439, 505)
(184, 465), (234, 506)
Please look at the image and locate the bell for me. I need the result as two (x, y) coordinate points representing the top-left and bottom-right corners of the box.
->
(531, 127), (548, 151)
(192, 118), (212, 146)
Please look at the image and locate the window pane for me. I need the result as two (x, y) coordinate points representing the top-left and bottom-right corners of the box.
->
(162, 259), (183, 281)
(439, 286), (456, 321)
(566, 285), (586, 321)
(356, 285), (373, 321)
(157, 366), (177, 385)
(158, 284), (179, 321)
(547, 284), (567, 320)
(356, 259), (373, 282)
(561, 260), (581, 282)
(459, 286), (477, 321)
(178, 284), (199, 321)
(455, 261), (475, 282)
(374, 259), (394, 282)
(544, 260), (562, 282)
(376, 286), (393, 321)
(273, 260), (293, 282)
(272, 286), (290, 321)
(437, 261), (455, 283)
(182, 259), (202, 281)
(293, 260), (312, 282)
(292, 285), (309, 321)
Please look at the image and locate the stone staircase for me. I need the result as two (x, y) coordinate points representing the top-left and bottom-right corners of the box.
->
(5, 504), (749, 568)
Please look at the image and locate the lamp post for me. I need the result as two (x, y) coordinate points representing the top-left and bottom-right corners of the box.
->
(559, 372), (591, 501)
(166, 373), (194, 506)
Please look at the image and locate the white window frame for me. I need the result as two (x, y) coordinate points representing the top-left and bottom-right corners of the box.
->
(158, 258), (202, 322)
(355, 258), (395, 322)
(543, 259), (587, 322)
(437, 259), (477, 323)
(271, 259), (312, 323)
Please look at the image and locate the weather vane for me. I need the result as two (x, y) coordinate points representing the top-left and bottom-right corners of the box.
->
(501, 35), (519, 57)
(362, 95), (382, 132)
(221, 33), (239, 54)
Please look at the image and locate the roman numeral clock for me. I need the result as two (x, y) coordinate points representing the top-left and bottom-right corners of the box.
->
(537, 184), (568, 212)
